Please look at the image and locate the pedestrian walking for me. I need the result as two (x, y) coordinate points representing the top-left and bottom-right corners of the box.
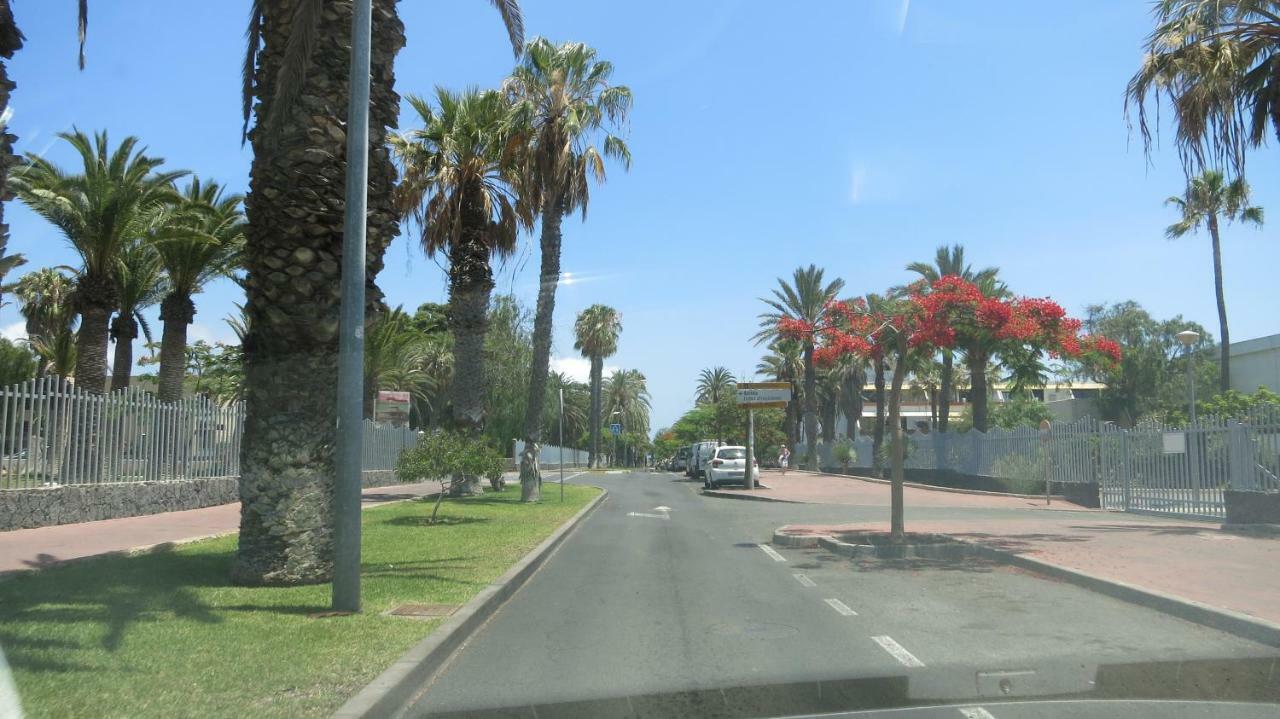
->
(778, 444), (791, 476)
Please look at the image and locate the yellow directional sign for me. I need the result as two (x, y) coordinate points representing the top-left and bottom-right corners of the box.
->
(735, 382), (791, 408)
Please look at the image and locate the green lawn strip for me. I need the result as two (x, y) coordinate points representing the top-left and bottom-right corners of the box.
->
(0, 484), (600, 719)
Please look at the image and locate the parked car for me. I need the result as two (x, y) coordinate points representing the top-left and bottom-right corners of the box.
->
(704, 445), (757, 489)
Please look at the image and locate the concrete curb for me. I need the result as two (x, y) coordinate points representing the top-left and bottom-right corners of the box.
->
(772, 526), (1280, 649)
(332, 488), (608, 719)
(701, 489), (806, 504)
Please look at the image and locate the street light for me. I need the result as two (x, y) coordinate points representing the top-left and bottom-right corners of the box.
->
(610, 410), (622, 467)
(1176, 329), (1200, 424)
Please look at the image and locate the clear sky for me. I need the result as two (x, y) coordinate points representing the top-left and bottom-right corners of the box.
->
(4, 1), (1278, 433)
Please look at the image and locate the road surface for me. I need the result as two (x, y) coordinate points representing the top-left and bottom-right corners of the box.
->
(406, 471), (1280, 718)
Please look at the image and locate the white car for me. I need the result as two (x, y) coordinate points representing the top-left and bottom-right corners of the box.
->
(704, 446), (757, 489)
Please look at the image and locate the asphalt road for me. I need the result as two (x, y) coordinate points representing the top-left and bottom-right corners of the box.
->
(406, 471), (1280, 719)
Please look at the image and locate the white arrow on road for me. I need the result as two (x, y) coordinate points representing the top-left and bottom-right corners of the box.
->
(627, 506), (672, 520)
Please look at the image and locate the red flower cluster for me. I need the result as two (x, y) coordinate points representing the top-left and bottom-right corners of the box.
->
(1081, 335), (1123, 364)
(776, 317), (814, 342)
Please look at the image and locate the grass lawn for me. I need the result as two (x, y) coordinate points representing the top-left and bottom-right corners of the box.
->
(0, 483), (601, 719)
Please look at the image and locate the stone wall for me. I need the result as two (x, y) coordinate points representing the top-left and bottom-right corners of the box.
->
(0, 469), (405, 531)
(1224, 490), (1280, 527)
(825, 467), (1102, 508)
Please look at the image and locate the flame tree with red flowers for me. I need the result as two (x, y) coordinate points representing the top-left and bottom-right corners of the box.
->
(780, 276), (1120, 540)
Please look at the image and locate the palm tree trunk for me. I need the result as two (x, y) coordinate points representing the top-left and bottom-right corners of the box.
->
(839, 368), (863, 439)
(1208, 213), (1230, 393)
(939, 350), (953, 432)
(446, 186), (493, 497)
(888, 336), (908, 541)
(232, 0), (405, 586)
(589, 355), (602, 468)
(520, 197), (564, 502)
(73, 274), (115, 395)
(110, 314), (137, 392)
(785, 393), (799, 449)
(872, 356), (886, 475)
(803, 343), (818, 470)
(969, 350), (990, 432)
(157, 293), (195, 403)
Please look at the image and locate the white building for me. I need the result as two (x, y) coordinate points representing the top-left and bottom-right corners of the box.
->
(1229, 333), (1280, 395)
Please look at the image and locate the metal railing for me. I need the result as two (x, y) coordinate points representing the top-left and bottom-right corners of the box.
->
(0, 376), (419, 489)
(512, 440), (589, 468)
(799, 407), (1280, 520)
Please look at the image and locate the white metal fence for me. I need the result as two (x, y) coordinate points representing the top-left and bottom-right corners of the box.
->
(801, 408), (1280, 520)
(0, 377), (418, 489)
(512, 440), (589, 468)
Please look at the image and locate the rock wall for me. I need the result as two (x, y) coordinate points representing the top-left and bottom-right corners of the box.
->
(0, 469), (404, 531)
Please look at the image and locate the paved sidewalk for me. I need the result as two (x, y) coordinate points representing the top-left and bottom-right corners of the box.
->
(746, 471), (1280, 625)
(716, 469), (1081, 510)
(0, 480), (463, 575)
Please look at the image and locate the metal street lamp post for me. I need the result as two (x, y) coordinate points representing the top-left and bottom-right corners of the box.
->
(1176, 330), (1200, 424)
(332, 0), (373, 613)
(1176, 329), (1201, 510)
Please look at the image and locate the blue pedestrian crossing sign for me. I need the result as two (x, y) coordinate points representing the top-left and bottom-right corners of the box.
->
(609, 423), (623, 436)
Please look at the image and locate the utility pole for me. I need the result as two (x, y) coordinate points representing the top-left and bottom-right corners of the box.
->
(332, 0), (372, 614)
(559, 388), (565, 502)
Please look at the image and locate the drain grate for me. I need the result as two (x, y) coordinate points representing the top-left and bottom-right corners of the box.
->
(386, 603), (458, 618)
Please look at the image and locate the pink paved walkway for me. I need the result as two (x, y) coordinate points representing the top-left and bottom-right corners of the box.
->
(740, 472), (1280, 625)
(725, 469), (1082, 510)
(0, 482), (445, 574)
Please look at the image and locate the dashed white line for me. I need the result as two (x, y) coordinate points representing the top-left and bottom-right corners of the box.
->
(823, 598), (857, 616)
(792, 573), (816, 587)
(758, 544), (786, 562)
(871, 635), (926, 668)
(958, 708), (996, 719)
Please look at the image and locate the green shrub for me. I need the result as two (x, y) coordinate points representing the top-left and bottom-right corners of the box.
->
(397, 431), (506, 522)
(830, 439), (856, 471)
(988, 453), (1047, 494)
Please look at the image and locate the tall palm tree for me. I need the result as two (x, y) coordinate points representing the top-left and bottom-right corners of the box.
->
(109, 243), (165, 392)
(1127, 0), (1280, 175)
(233, 0), (520, 584)
(151, 178), (244, 403)
(13, 267), (76, 376)
(394, 88), (529, 457)
(506, 38), (632, 500)
(755, 264), (845, 471)
(757, 339), (804, 450)
(832, 353), (866, 440)
(1165, 169), (1262, 393)
(543, 370), (589, 450)
(9, 130), (184, 394)
(906, 244), (997, 432)
(573, 304), (620, 468)
(695, 366), (736, 443)
(604, 368), (650, 467)
(817, 366), (840, 444)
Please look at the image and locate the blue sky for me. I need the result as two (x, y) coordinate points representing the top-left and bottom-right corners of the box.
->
(4, 1), (1278, 433)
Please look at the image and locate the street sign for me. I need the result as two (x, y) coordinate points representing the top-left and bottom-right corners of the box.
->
(736, 382), (791, 408)
(610, 422), (623, 436)
(375, 390), (411, 426)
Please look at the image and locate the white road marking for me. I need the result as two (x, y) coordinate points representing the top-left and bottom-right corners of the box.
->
(871, 635), (926, 668)
(758, 544), (787, 562)
(792, 573), (816, 587)
(823, 598), (857, 616)
(958, 708), (996, 719)
(653, 506), (672, 512)
(626, 512), (670, 520)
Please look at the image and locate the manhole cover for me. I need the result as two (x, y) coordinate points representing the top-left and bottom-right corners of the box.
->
(386, 603), (458, 618)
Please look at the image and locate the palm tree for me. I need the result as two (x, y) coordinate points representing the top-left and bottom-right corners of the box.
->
(13, 267), (77, 376)
(151, 178), (244, 403)
(757, 340), (804, 450)
(604, 368), (650, 466)
(573, 304), (621, 468)
(543, 370), (589, 451)
(362, 306), (427, 419)
(506, 38), (632, 500)
(695, 366), (736, 443)
(232, 0), (520, 584)
(1165, 169), (1262, 393)
(906, 244), (997, 432)
(109, 243), (165, 392)
(832, 353), (866, 440)
(817, 366), (840, 444)
(1127, 0), (1280, 174)
(393, 88), (529, 454)
(755, 264), (845, 471)
(9, 130), (184, 394)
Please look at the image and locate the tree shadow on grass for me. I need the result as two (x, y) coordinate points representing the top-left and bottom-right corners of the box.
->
(382, 515), (491, 528)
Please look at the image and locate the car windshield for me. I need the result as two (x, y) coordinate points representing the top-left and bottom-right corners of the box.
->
(2, 3), (1278, 719)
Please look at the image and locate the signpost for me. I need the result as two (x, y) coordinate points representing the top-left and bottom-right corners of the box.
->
(374, 390), (411, 426)
(736, 382), (792, 490)
(610, 423), (622, 436)
(1039, 419), (1051, 506)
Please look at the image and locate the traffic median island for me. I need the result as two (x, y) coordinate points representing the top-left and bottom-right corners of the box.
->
(0, 484), (603, 719)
